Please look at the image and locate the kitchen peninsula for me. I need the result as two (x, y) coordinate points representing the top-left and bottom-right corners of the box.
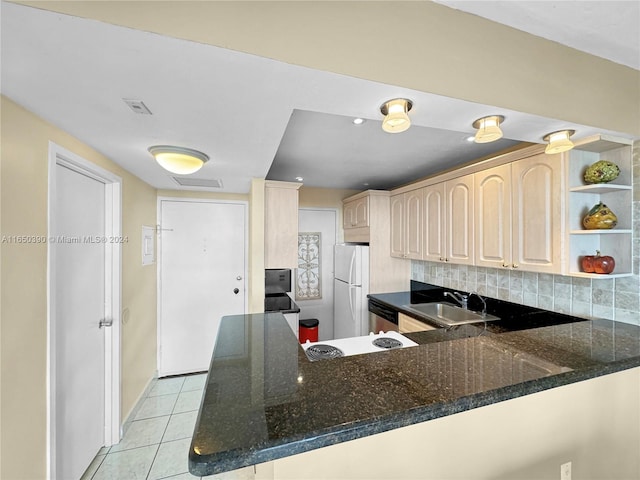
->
(190, 285), (640, 480)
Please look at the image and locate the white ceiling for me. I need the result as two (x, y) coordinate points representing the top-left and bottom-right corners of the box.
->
(1, 1), (638, 193)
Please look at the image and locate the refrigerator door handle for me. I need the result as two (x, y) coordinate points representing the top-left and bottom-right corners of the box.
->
(349, 285), (356, 324)
(348, 250), (356, 286)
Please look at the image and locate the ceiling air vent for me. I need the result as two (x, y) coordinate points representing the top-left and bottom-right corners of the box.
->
(122, 98), (152, 115)
(171, 177), (223, 188)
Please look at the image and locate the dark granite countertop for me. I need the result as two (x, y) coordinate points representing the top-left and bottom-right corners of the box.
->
(190, 288), (640, 476)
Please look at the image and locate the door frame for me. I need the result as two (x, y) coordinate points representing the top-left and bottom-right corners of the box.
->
(47, 142), (122, 478)
(156, 197), (249, 375)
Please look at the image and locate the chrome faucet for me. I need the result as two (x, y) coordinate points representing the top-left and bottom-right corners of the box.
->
(444, 291), (468, 309)
(469, 292), (487, 317)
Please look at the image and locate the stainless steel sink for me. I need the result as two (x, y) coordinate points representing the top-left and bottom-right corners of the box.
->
(401, 302), (500, 327)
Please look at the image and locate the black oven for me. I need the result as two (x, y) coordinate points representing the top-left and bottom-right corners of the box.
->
(368, 298), (399, 333)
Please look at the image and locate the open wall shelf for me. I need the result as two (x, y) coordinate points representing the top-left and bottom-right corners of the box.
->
(565, 135), (633, 278)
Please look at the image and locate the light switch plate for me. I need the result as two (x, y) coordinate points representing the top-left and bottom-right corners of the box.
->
(142, 225), (155, 265)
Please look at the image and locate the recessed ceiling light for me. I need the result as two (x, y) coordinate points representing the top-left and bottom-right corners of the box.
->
(295, 176), (304, 182)
(465, 136), (475, 142)
(380, 98), (413, 133)
(472, 115), (505, 143)
(353, 118), (365, 125)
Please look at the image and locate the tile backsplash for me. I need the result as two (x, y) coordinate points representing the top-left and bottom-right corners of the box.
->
(411, 261), (638, 326)
(411, 140), (640, 327)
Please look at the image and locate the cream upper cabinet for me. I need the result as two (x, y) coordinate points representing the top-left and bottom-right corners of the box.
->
(390, 189), (423, 259)
(342, 190), (409, 292)
(264, 180), (301, 269)
(420, 176), (474, 265)
(445, 175), (475, 265)
(343, 196), (369, 229)
(423, 183), (445, 262)
(390, 194), (404, 257)
(511, 152), (564, 273)
(475, 153), (564, 273)
(475, 163), (512, 269)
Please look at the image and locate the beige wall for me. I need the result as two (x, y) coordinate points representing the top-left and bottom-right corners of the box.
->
(298, 186), (359, 209)
(18, 1), (640, 136)
(259, 367), (640, 480)
(157, 189), (247, 202)
(0, 96), (158, 480)
(299, 186), (359, 243)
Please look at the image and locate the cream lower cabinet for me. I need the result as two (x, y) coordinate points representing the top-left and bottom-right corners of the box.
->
(475, 152), (564, 273)
(390, 189), (423, 260)
(422, 175), (474, 265)
(398, 312), (437, 333)
(283, 312), (299, 339)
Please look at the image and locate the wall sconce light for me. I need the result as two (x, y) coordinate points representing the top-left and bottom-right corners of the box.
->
(472, 115), (505, 143)
(148, 145), (209, 175)
(543, 130), (575, 154)
(380, 98), (413, 133)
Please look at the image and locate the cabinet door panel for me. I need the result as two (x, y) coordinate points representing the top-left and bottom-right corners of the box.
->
(343, 201), (355, 228)
(475, 164), (511, 268)
(405, 189), (423, 259)
(265, 183), (300, 269)
(445, 175), (474, 265)
(398, 313), (436, 333)
(511, 153), (563, 273)
(390, 194), (405, 258)
(423, 183), (445, 262)
(354, 198), (369, 227)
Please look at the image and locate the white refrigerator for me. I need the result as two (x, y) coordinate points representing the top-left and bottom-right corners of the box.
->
(333, 244), (370, 339)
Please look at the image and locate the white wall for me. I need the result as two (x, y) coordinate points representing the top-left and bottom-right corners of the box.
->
(297, 208), (338, 341)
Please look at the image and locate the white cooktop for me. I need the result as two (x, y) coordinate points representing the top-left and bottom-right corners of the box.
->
(302, 330), (418, 357)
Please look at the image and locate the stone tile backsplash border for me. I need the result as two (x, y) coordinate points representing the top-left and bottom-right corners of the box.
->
(411, 140), (640, 326)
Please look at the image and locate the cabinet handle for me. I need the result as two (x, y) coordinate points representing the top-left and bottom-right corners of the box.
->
(439, 257), (444, 261)
(444, 258), (449, 262)
(502, 263), (509, 268)
(512, 264), (519, 269)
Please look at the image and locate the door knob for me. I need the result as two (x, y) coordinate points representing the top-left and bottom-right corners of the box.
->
(233, 288), (239, 294)
(236, 276), (242, 281)
(99, 318), (113, 328)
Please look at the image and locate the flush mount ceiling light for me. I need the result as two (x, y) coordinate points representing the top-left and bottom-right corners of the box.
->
(543, 130), (576, 154)
(380, 98), (413, 133)
(472, 115), (505, 143)
(148, 145), (209, 175)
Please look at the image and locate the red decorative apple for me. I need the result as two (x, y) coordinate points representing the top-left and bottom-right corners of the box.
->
(581, 254), (595, 273)
(582, 250), (615, 274)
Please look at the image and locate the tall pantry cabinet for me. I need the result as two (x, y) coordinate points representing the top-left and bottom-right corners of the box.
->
(264, 180), (301, 269)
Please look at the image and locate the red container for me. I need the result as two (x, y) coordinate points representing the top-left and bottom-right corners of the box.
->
(299, 318), (319, 343)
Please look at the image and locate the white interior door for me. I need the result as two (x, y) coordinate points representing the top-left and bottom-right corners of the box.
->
(159, 199), (247, 376)
(54, 164), (106, 480)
